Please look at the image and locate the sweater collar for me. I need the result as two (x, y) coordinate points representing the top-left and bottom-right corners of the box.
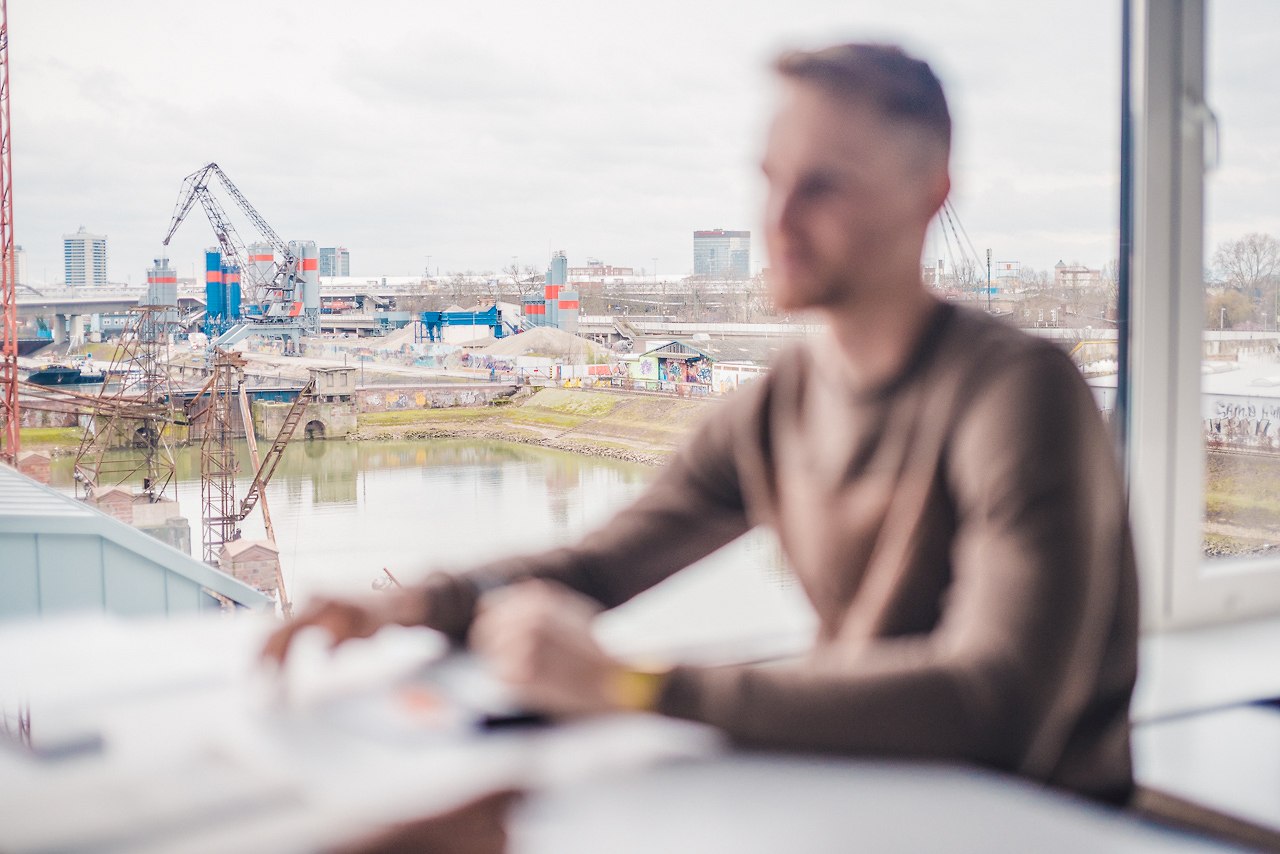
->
(816, 300), (957, 402)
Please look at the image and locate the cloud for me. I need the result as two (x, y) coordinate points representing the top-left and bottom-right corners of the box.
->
(12, 0), (1278, 285)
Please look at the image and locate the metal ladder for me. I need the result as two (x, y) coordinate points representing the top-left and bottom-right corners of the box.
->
(238, 377), (314, 519)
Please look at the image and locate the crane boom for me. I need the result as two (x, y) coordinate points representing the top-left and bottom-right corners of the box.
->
(161, 162), (302, 308)
(204, 164), (292, 262)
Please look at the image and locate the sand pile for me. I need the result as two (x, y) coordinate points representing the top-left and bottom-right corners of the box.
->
(479, 326), (612, 361)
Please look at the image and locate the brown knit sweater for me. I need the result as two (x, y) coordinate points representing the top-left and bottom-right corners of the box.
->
(421, 302), (1139, 805)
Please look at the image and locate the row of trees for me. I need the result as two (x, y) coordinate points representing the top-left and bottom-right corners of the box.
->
(948, 231), (1278, 333)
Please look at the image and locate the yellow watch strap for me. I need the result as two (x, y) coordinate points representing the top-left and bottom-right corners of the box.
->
(610, 666), (670, 712)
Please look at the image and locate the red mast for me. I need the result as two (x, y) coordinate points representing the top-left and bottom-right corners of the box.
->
(0, 0), (16, 465)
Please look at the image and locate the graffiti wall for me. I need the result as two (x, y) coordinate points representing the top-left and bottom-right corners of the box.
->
(357, 384), (513, 411)
(1205, 393), (1280, 451)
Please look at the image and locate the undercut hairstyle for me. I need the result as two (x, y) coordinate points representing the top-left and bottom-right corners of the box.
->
(774, 43), (951, 158)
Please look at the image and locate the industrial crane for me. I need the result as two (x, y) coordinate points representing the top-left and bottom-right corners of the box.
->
(188, 347), (313, 615)
(161, 163), (318, 336)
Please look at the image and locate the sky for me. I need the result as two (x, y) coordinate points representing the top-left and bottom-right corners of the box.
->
(11, 1), (1278, 286)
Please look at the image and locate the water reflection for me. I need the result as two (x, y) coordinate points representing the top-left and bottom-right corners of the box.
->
(48, 439), (813, 651)
(50, 439), (657, 599)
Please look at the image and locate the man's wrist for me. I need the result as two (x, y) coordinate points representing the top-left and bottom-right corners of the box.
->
(608, 665), (671, 712)
(387, 587), (432, 627)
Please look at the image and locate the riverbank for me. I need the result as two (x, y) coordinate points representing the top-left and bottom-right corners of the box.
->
(351, 387), (716, 466)
(18, 427), (82, 453)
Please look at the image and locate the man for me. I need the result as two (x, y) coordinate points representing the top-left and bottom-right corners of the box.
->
(265, 43), (1138, 806)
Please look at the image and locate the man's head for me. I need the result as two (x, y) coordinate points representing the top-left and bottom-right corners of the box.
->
(762, 44), (952, 312)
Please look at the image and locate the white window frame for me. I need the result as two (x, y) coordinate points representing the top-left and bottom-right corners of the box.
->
(1128, 0), (1280, 629)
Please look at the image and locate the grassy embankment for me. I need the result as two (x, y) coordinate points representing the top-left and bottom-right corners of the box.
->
(18, 427), (83, 450)
(355, 387), (715, 465)
(1204, 450), (1280, 555)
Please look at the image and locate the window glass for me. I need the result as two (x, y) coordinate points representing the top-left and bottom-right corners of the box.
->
(1201, 1), (1280, 559)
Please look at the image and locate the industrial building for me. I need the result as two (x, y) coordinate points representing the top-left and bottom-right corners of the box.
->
(522, 250), (580, 334)
(63, 226), (108, 286)
(144, 257), (179, 327)
(693, 229), (751, 280)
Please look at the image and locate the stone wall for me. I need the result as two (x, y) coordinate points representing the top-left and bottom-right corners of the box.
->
(357, 383), (516, 412)
(252, 383), (514, 440)
(254, 399), (358, 441)
(18, 404), (80, 428)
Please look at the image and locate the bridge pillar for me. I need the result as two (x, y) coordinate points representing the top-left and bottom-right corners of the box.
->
(51, 313), (66, 344)
(68, 315), (86, 347)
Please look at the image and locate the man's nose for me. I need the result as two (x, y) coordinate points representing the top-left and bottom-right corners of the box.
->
(766, 189), (800, 236)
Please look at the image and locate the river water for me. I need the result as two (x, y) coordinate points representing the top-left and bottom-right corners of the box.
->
(49, 439), (815, 657)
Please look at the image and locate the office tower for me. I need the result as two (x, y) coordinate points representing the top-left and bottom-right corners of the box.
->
(63, 226), (108, 286)
(12, 244), (24, 285)
(693, 229), (751, 279)
(319, 246), (350, 278)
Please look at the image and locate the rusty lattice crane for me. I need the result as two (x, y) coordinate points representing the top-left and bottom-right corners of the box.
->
(189, 350), (313, 614)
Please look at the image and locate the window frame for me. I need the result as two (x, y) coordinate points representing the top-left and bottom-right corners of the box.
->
(1127, 0), (1280, 629)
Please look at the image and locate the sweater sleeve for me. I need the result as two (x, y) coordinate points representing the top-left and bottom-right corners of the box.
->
(417, 377), (772, 638)
(655, 348), (1132, 778)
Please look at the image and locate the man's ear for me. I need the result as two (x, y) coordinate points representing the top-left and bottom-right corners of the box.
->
(927, 170), (951, 217)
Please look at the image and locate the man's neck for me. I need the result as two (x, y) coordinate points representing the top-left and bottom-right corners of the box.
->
(821, 280), (939, 392)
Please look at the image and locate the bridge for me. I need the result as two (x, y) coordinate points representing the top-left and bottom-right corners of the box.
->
(17, 289), (206, 344)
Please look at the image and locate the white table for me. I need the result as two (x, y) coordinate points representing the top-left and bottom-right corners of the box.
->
(0, 614), (1239, 853)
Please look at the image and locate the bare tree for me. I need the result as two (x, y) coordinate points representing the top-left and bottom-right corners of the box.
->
(503, 262), (544, 302)
(446, 273), (470, 306)
(1019, 266), (1049, 291)
(1213, 233), (1280, 293)
(951, 257), (985, 294)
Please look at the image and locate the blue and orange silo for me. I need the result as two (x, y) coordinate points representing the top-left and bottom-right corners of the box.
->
(205, 249), (224, 333)
(224, 263), (242, 320)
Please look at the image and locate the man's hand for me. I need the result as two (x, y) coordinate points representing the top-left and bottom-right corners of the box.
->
(469, 580), (624, 717)
(260, 589), (428, 668)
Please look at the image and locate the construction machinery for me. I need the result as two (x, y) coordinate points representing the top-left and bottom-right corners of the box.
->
(72, 305), (183, 503)
(186, 348), (313, 613)
(161, 163), (319, 347)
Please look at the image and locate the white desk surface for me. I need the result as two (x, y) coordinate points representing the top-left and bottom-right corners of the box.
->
(1134, 615), (1280, 723)
(0, 614), (1241, 853)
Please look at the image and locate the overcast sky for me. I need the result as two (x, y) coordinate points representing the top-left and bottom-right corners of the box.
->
(12, 1), (1279, 285)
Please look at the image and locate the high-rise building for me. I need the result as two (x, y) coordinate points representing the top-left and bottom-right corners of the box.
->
(693, 229), (750, 279)
(13, 244), (25, 286)
(319, 246), (350, 278)
(63, 226), (108, 286)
